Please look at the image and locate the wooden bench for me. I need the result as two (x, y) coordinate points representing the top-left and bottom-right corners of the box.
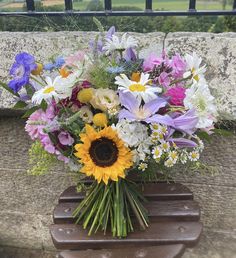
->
(50, 183), (202, 258)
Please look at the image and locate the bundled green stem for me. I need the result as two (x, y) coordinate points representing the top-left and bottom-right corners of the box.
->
(73, 179), (149, 238)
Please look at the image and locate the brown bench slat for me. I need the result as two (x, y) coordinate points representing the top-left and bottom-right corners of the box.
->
(58, 244), (185, 258)
(50, 221), (202, 250)
(53, 200), (200, 224)
(59, 183), (193, 203)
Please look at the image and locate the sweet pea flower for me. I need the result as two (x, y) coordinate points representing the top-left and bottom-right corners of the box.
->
(58, 131), (74, 146)
(170, 54), (186, 79)
(158, 72), (170, 87)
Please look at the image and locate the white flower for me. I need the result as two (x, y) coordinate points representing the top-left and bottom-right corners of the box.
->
(138, 162), (148, 172)
(79, 106), (93, 123)
(189, 151), (200, 161)
(103, 33), (138, 54)
(160, 141), (170, 152)
(183, 52), (206, 83)
(115, 73), (161, 103)
(184, 82), (217, 128)
(152, 146), (163, 159)
(168, 151), (178, 164)
(180, 151), (188, 164)
(90, 88), (120, 112)
(32, 74), (78, 105)
(164, 159), (174, 168)
(32, 77), (60, 104)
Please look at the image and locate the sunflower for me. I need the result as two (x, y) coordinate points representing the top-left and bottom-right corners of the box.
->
(74, 124), (133, 184)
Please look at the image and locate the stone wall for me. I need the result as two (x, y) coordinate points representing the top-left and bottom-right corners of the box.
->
(0, 32), (236, 258)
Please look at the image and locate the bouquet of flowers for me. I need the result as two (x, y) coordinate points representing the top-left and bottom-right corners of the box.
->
(1, 25), (217, 238)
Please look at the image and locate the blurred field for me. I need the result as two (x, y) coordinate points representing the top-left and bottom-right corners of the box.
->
(0, 0), (232, 12)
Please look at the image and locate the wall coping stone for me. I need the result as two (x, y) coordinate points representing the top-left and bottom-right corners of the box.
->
(0, 32), (235, 119)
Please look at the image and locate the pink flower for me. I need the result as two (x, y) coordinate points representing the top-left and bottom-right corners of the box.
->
(143, 53), (163, 72)
(158, 72), (170, 87)
(58, 131), (74, 146)
(65, 51), (85, 67)
(40, 135), (56, 154)
(165, 86), (186, 106)
(25, 105), (56, 140)
(170, 54), (186, 79)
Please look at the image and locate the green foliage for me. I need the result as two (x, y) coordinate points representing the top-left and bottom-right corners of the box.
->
(88, 61), (115, 89)
(27, 141), (57, 175)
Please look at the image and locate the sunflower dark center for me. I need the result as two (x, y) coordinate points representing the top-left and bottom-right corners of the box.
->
(89, 137), (118, 167)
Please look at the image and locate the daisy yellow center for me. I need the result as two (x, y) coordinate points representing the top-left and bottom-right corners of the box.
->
(43, 86), (55, 94)
(129, 83), (146, 92)
(191, 152), (198, 159)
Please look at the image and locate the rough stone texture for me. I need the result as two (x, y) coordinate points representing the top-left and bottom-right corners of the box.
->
(0, 32), (235, 257)
(0, 32), (236, 119)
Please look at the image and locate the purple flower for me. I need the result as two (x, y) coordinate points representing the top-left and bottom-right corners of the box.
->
(106, 26), (116, 40)
(118, 91), (168, 122)
(8, 52), (37, 93)
(58, 131), (74, 146)
(125, 48), (137, 62)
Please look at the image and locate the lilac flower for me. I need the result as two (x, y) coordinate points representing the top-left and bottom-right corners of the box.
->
(165, 128), (197, 148)
(118, 91), (168, 122)
(8, 52), (37, 93)
(125, 48), (137, 62)
(106, 26), (116, 40)
(58, 131), (74, 146)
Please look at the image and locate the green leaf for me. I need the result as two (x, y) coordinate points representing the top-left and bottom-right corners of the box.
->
(22, 106), (40, 118)
(0, 81), (20, 97)
(25, 84), (34, 97)
(196, 131), (211, 142)
(13, 100), (28, 109)
(213, 128), (233, 137)
(93, 17), (104, 33)
(40, 99), (48, 111)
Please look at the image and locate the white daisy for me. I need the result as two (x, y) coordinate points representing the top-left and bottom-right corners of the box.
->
(32, 77), (60, 104)
(183, 52), (206, 82)
(160, 141), (170, 152)
(180, 151), (188, 164)
(184, 82), (217, 128)
(32, 74), (78, 105)
(152, 146), (163, 159)
(168, 151), (178, 164)
(103, 33), (138, 55)
(115, 73), (161, 103)
(164, 159), (174, 168)
(189, 151), (200, 161)
(138, 162), (148, 172)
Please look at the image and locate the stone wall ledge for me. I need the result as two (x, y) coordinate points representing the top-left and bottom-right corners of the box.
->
(0, 31), (236, 119)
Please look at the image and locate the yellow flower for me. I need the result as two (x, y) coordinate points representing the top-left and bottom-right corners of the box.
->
(77, 88), (93, 103)
(131, 72), (141, 82)
(74, 125), (133, 184)
(93, 113), (107, 127)
(31, 63), (43, 75)
(59, 67), (70, 78)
